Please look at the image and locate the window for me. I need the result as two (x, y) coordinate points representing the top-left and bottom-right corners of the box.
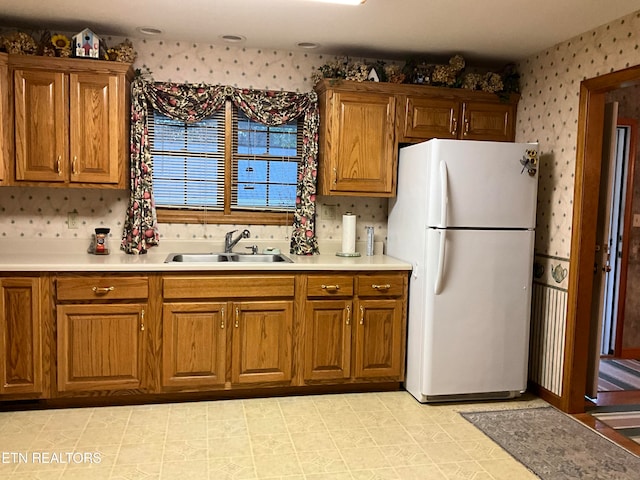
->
(149, 100), (302, 224)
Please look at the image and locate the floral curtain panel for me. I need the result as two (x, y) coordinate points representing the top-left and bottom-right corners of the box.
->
(122, 78), (319, 255)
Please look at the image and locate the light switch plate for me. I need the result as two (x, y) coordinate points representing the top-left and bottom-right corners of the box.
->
(68, 211), (79, 229)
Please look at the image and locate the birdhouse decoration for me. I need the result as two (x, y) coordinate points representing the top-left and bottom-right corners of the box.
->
(72, 28), (100, 58)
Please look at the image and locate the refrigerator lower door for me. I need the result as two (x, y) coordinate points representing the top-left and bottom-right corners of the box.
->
(419, 228), (534, 401)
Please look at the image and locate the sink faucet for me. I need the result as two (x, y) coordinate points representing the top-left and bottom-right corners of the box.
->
(224, 229), (250, 253)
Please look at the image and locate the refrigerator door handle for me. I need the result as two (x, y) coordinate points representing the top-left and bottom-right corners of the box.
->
(439, 160), (449, 228)
(434, 229), (447, 295)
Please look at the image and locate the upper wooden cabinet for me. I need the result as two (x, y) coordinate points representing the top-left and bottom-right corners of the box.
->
(316, 85), (397, 197)
(314, 80), (519, 196)
(8, 55), (133, 188)
(398, 93), (517, 143)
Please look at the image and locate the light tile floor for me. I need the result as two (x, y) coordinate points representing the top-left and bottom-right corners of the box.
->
(0, 391), (548, 479)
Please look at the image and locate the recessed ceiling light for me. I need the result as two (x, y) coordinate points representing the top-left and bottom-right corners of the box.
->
(220, 34), (246, 43)
(297, 42), (320, 49)
(137, 27), (163, 36)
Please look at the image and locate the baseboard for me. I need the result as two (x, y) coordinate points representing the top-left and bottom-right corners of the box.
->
(620, 348), (640, 359)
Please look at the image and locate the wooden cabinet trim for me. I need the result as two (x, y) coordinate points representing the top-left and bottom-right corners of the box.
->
(163, 275), (295, 299)
(56, 276), (149, 301)
(306, 275), (354, 297)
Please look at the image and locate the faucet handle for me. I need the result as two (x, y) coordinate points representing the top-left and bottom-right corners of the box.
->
(245, 245), (258, 255)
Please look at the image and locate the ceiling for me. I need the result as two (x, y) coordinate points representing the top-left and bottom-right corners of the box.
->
(3, 0), (640, 64)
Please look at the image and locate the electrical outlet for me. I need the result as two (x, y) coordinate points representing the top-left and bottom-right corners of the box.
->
(68, 211), (79, 229)
(634, 214), (640, 228)
(322, 204), (337, 220)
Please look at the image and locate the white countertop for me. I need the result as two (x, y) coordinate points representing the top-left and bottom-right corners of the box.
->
(0, 238), (412, 272)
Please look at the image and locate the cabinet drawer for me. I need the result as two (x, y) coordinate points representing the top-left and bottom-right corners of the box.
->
(307, 275), (354, 297)
(57, 276), (149, 301)
(357, 275), (405, 297)
(163, 275), (295, 299)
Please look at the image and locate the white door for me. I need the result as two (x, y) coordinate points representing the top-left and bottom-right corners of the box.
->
(586, 102), (618, 398)
(422, 228), (534, 396)
(426, 140), (539, 229)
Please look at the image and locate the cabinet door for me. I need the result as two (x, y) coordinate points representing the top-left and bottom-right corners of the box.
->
(354, 299), (404, 379)
(0, 278), (43, 396)
(57, 304), (145, 392)
(69, 72), (120, 184)
(401, 96), (459, 141)
(304, 300), (352, 381)
(231, 301), (293, 384)
(14, 69), (68, 182)
(330, 91), (396, 195)
(461, 101), (515, 142)
(162, 302), (227, 389)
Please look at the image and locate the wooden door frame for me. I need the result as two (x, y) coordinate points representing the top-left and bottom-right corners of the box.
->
(565, 65), (640, 413)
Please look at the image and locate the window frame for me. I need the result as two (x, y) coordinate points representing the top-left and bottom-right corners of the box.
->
(154, 99), (299, 226)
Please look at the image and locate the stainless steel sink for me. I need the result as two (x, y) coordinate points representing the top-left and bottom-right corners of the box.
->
(231, 253), (293, 263)
(164, 252), (292, 263)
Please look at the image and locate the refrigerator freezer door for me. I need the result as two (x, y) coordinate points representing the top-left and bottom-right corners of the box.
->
(426, 139), (539, 229)
(420, 228), (534, 398)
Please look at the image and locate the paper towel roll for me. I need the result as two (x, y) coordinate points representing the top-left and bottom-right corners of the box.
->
(342, 213), (356, 254)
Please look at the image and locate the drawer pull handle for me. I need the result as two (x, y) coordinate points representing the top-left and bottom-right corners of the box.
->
(372, 284), (391, 290)
(451, 117), (458, 136)
(221, 307), (225, 329)
(321, 284), (340, 292)
(72, 156), (78, 175)
(346, 305), (351, 325)
(92, 286), (115, 294)
(463, 118), (470, 135)
(235, 307), (240, 328)
(360, 305), (365, 325)
(140, 309), (145, 331)
(56, 156), (62, 175)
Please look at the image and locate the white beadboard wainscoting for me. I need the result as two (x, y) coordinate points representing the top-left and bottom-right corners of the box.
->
(529, 281), (568, 397)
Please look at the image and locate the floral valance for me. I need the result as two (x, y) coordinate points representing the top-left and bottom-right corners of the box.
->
(121, 78), (320, 256)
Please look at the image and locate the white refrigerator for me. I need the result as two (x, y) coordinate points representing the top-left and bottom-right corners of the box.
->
(387, 139), (539, 403)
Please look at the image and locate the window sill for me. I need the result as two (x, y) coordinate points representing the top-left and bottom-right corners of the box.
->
(157, 209), (294, 226)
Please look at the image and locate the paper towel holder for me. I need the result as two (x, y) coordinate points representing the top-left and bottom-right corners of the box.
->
(337, 211), (361, 257)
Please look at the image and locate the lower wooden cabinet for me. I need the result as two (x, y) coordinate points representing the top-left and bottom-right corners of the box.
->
(354, 298), (404, 378)
(160, 275), (295, 391)
(303, 273), (407, 384)
(0, 271), (407, 403)
(162, 302), (227, 389)
(0, 277), (44, 397)
(55, 275), (149, 394)
(232, 300), (293, 384)
(56, 303), (146, 392)
(304, 299), (353, 381)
